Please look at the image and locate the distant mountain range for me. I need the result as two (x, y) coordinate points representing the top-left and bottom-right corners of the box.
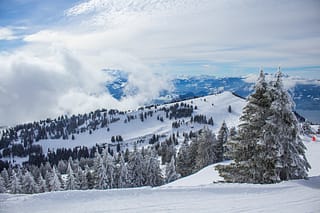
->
(104, 69), (320, 123)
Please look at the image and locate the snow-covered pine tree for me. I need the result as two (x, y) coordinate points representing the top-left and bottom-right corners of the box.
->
(65, 162), (79, 190)
(145, 149), (163, 187)
(0, 176), (6, 193)
(1, 168), (10, 189)
(216, 70), (273, 183)
(165, 156), (180, 183)
(302, 121), (313, 135)
(116, 154), (129, 188)
(37, 174), (47, 193)
(85, 165), (94, 190)
(127, 146), (145, 187)
(78, 167), (88, 190)
(217, 69), (310, 183)
(105, 152), (115, 189)
(216, 121), (229, 162)
(195, 127), (216, 171)
(94, 151), (108, 189)
(176, 140), (191, 177)
(48, 166), (62, 191)
(22, 171), (39, 194)
(57, 160), (67, 174)
(265, 70), (310, 181)
(10, 170), (22, 194)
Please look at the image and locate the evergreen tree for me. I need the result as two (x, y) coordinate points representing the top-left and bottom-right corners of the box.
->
(38, 174), (47, 193)
(216, 70), (272, 183)
(65, 162), (79, 190)
(22, 171), (39, 194)
(216, 70), (310, 183)
(85, 165), (94, 190)
(10, 170), (22, 194)
(94, 151), (108, 189)
(77, 167), (88, 190)
(195, 128), (216, 171)
(1, 168), (10, 189)
(57, 160), (67, 174)
(229, 127), (237, 138)
(127, 147), (145, 187)
(116, 154), (129, 188)
(165, 156), (180, 183)
(216, 121), (229, 161)
(145, 149), (163, 187)
(0, 176), (6, 193)
(47, 167), (62, 191)
(302, 121), (313, 135)
(105, 152), (115, 189)
(176, 141), (191, 177)
(264, 71), (310, 181)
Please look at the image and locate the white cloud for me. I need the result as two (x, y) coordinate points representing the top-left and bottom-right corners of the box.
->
(0, 0), (319, 125)
(0, 27), (18, 40)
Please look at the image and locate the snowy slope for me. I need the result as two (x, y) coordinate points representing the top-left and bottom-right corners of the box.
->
(7, 91), (244, 159)
(1, 176), (319, 212)
(1, 139), (320, 213)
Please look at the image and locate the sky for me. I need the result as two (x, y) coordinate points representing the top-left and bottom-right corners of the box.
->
(0, 0), (320, 126)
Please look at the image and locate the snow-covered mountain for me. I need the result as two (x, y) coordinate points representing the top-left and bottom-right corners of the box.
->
(105, 70), (320, 123)
(1, 90), (320, 212)
(0, 91), (245, 165)
(1, 135), (319, 213)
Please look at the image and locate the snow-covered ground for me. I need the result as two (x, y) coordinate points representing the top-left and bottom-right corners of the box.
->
(2, 91), (246, 164)
(1, 138), (319, 213)
(1, 92), (319, 212)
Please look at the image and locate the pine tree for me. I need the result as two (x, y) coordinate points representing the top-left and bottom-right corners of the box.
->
(78, 167), (88, 190)
(302, 121), (313, 135)
(47, 167), (62, 191)
(22, 171), (39, 194)
(105, 152), (115, 189)
(165, 156), (180, 183)
(1, 168), (10, 189)
(0, 176), (6, 193)
(264, 71), (310, 181)
(145, 149), (163, 187)
(65, 162), (79, 190)
(94, 151), (108, 189)
(195, 128), (216, 171)
(176, 141), (192, 177)
(10, 170), (22, 194)
(127, 148), (145, 187)
(216, 70), (310, 183)
(38, 174), (47, 193)
(216, 121), (229, 161)
(85, 165), (94, 190)
(216, 70), (274, 183)
(116, 154), (129, 188)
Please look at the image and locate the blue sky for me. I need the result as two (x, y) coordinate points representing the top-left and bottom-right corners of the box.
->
(0, 0), (320, 125)
(1, 0), (320, 77)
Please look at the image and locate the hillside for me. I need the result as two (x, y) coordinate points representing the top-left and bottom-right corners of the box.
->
(1, 91), (320, 212)
(0, 91), (245, 166)
(1, 137), (319, 213)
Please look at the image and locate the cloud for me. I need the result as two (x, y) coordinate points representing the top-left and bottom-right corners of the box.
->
(0, 0), (320, 125)
(0, 27), (18, 40)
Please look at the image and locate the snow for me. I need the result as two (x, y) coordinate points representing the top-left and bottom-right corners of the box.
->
(1, 92), (320, 212)
(1, 139), (320, 212)
(162, 162), (229, 188)
(30, 91), (245, 154)
(1, 177), (319, 212)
